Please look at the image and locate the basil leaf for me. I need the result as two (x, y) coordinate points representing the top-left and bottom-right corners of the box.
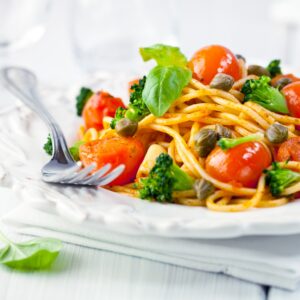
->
(139, 44), (188, 67)
(0, 232), (62, 270)
(142, 65), (192, 117)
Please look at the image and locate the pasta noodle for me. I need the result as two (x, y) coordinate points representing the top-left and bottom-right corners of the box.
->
(104, 77), (300, 212)
(77, 44), (300, 213)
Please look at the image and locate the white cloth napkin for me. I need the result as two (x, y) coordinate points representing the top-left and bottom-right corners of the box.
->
(2, 200), (300, 291)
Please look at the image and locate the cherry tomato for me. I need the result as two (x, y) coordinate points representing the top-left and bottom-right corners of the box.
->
(271, 73), (300, 87)
(205, 142), (272, 188)
(277, 137), (300, 162)
(282, 82), (300, 118)
(188, 45), (241, 85)
(82, 91), (125, 130)
(79, 136), (145, 186)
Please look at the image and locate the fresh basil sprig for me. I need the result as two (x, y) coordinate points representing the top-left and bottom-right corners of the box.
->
(0, 231), (62, 270)
(140, 44), (192, 117)
(142, 65), (191, 117)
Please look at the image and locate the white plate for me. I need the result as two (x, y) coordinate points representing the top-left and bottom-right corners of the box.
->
(2, 73), (300, 239)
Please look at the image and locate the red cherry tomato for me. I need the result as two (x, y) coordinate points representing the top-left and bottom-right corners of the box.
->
(79, 136), (145, 186)
(282, 82), (300, 118)
(277, 137), (300, 162)
(205, 142), (272, 188)
(188, 45), (241, 85)
(82, 91), (125, 130)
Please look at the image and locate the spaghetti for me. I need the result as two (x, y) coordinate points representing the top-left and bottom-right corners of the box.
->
(75, 44), (300, 212)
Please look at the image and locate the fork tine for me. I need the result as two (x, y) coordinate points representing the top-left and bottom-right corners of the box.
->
(42, 163), (82, 182)
(92, 164), (125, 186)
(65, 163), (97, 184)
(79, 163), (111, 185)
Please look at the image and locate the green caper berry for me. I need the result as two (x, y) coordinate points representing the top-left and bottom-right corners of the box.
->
(247, 65), (271, 77)
(193, 179), (215, 200)
(275, 77), (293, 90)
(210, 73), (234, 91)
(265, 123), (288, 144)
(194, 128), (218, 157)
(115, 118), (138, 137)
(215, 124), (232, 139)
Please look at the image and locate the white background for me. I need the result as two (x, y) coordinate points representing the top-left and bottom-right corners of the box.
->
(1, 0), (300, 87)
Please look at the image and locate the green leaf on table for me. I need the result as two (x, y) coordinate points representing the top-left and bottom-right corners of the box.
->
(142, 65), (192, 117)
(0, 232), (62, 270)
(139, 44), (188, 68)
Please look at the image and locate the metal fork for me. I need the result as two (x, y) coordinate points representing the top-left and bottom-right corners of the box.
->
(0, 67), (125, 186)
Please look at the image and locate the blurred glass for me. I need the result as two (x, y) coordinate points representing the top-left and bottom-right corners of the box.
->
(0, 0), (50, 53)
(71, 0), (178, 73)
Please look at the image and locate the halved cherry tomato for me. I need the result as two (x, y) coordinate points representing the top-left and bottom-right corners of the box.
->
(79, 136), (145, 186)
(82, 91), (125, 130)
(205, 142), (272, 188)
(188, 45), (241, 85)
(282, 82), (300, 118)
(277, 137), (300, 162)
(271, 73), (300, 87)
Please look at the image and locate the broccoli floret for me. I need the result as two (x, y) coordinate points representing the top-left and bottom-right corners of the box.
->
(110, 76), (149, 128)
(43, 134), (53, 155)
(265, 162), (300, 196)
(125, 76), (150, 121)
(241, 76), (289, 114)
(76, 87), (93, 116)
(217, 133), (263, 150)
(139, 153), (194, 202)
(266, 59), (282, 78)
(110, 107), (126, 129)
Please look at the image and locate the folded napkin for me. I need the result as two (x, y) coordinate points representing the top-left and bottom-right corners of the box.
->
(2, 200), (300, 291)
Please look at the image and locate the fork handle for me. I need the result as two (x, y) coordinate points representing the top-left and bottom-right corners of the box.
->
(0, 67), (74, 163)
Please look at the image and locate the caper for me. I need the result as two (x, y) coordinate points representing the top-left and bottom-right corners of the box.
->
(274, 77), (292, 90)
(247, 65), (271, 77)
(236, 54), (246, 63)
(210, 73), (234, 91)
(265, 123), (288, 144)
(115, 118), (138, 137)
(215, 124), (232, 139)
(193, 179), (215, 200)
(194, 128), (218, 157)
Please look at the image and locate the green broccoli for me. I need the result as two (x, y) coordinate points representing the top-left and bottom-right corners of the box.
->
(217, 133), (264, 150)
(76, 87), (93, 116)
(43, 134), (53, 156)
(266, 59), (282, 78)
(139, 153), (194, 202)
(241, 76), (289, 114)
(265, 162), (300, 196)
(110, 107), (126, 129)
(125, 76), (150, 121)
(110, 76), (149, 128)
